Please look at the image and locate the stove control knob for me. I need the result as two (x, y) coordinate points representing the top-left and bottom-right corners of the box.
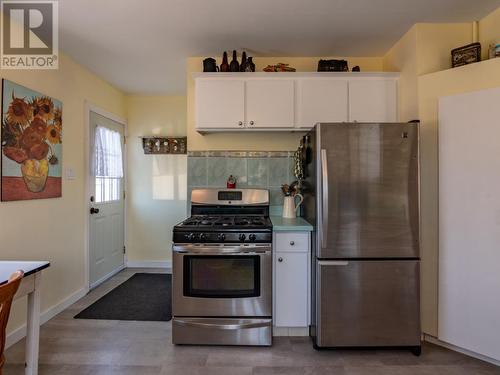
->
(217, 233), (225, 241)
(199, 233), (206, 241)
(249, 234), (257, 242)
(185, 233), (196, 241)
(239, 233), (246, 242)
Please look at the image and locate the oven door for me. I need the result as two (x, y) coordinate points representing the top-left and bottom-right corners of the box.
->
(172, 244), (272, 317)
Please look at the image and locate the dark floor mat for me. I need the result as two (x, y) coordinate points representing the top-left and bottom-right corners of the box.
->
(74, 273), (172, 321)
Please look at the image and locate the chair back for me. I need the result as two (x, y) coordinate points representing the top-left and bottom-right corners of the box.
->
(0, 270), (24, 372)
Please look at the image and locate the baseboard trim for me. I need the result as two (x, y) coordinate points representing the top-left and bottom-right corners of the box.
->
(6, 287), (88, 349)
(273, 327), (309, 337)
(126, 260), (172, 270)
(423, 334), (500, 366)
(90, 265), (125, 289)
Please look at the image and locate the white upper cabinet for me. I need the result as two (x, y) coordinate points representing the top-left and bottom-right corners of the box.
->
(245, 80), (295, 128)
(296, 79), (348, 128)
(348, 79), (398, 122)
(194, 73), (399, 131)
(195, 79), (245, 128)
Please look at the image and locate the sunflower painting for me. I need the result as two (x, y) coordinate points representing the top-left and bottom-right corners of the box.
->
(1, 79), (62, 201)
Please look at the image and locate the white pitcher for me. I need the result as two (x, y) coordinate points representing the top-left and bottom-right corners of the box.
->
(282, 194), (304, 219)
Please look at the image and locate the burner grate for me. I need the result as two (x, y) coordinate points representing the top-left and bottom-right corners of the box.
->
(179, 215), (271, 229)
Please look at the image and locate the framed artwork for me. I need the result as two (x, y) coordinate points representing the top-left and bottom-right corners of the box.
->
(1, 79), (62, 201)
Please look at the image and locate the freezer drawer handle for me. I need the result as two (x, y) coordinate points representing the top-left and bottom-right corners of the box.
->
(175, 319), (270, 330)
(318, 261), (349, 266)
(321, 149), (329, 248)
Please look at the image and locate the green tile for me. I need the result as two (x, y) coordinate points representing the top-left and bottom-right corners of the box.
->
(268, 157), (291, 187)
(207, 157), (227, 187)
(187, 157), (207, 186)
(269, 187), (285, 206)
(247, 158), (268, 187)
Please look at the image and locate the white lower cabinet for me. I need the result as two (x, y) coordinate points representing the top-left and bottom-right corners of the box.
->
(273, 232), (310, 335)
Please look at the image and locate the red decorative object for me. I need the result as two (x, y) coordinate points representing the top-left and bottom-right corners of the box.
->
(226, 175), (236, 189)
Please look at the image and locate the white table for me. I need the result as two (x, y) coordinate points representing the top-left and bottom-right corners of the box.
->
(0, 261), (50, 375)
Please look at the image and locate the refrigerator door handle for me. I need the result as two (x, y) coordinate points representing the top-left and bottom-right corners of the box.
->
(321, 149), (329, 248)
(318, 260), (349, 266)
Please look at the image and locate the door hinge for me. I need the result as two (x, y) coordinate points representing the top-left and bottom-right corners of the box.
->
(123, 135), (127, 144)
(123, 246), (126, 254)
(123, 190), (126, 200)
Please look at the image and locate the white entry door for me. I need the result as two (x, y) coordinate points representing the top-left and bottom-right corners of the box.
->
(89, 111), (125, 288)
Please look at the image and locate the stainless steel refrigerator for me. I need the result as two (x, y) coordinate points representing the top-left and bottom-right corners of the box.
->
(303, 123), (421, 354)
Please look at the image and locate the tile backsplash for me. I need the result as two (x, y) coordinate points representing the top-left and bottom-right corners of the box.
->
(187, 151), (296, 212)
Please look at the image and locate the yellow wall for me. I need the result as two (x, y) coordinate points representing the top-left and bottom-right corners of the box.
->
(383, 23), (472, 122)
(1, 53), (126, 336)
(187, 56), (384, 151)
(415, 23), (472, 75)
(125, 95), (187, 263)
(412, 23), (471, 337)
(383, 26), (419, 121)
(479, 7), (500, 60)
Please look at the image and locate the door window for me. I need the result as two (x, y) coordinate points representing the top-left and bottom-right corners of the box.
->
(92, 126), (123, 203)
(183, 255), (260, 298)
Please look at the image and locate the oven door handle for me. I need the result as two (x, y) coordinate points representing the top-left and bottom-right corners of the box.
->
(174, 250), (269, 255)
(172, 245), (271, 254)
(175, 319), (270, 330)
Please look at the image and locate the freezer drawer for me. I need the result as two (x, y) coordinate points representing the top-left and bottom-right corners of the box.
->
(315, 260), (420, 347)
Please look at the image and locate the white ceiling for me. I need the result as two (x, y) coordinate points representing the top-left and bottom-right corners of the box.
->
(59, 0), (500, 94)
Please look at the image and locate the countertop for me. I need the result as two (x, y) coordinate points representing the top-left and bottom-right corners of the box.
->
(0, 261), (50, 284)
(270, 216), (313, 232)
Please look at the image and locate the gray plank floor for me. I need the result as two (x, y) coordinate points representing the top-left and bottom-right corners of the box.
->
(4, 268), (500, 375)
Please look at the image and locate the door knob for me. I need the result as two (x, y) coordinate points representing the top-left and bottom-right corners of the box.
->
(90, 207), (100, 214)
(238, 121), (243, 126)
(278, 257), (283, 262)
(249, 121), (254, 125)
(290, 241), (295, 246)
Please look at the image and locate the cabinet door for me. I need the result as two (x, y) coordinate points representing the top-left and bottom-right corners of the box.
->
(275, 252), (308, 327)
(195, 79), (245, 128)
(246, 80), (295, 128)
(349, 79), (397, 122)
(297, 79), (348, 128)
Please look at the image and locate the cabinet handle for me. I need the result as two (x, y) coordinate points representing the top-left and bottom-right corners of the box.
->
(278, 257), (283, 262)
(249, 121), (254, 125)
(238, 121), (243, 126)
(289, 241), (295, 246)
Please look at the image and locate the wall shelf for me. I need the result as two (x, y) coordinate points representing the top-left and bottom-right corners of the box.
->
(140, 136), (187, 154)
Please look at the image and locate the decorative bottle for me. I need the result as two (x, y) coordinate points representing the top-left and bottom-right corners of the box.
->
(240, 51), (247, 72)
(246, 57), (255, 72)
(229, 50), (239, 72)
(220, 52), (230, 72)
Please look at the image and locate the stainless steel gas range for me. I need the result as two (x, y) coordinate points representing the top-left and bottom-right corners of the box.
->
(172, 188), (272, 346)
